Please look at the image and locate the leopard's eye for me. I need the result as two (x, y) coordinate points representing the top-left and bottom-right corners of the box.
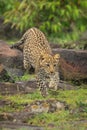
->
(46, 63), (50, 67)
(54, 64), (57, 67)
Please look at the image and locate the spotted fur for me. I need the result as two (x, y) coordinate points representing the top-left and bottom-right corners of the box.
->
(16, 27), (60, 96)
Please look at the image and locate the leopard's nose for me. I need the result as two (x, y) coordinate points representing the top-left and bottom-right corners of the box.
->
(50, 65), (54, 74)
(50, 71), (54, 74)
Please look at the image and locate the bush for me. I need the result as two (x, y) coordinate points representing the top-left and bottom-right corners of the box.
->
(0, 0), (87, 41)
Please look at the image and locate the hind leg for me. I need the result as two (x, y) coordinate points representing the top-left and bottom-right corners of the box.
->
(23, 44), (31, 70)
(23, 54), (31, 71)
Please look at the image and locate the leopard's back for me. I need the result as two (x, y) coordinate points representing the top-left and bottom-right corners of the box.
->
(23, 27), (52, 68)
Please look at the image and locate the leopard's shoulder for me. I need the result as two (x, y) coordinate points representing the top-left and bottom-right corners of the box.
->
(23, 28), (52, 68)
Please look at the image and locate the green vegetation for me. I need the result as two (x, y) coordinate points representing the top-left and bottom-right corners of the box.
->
(1, 0), (87, 34)
(0, 87), (87, 129)
(0, 0), (87, 49)
(14, 73), (35, 82)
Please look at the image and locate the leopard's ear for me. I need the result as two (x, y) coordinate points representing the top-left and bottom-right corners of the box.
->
(54, 54), (60, 61)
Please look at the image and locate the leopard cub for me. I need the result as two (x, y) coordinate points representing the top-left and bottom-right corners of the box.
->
(15, 27), (60, 96)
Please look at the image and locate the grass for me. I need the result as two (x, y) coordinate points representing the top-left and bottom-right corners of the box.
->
(0, 72), (87, 129)
(0, 85), (87, 129)
(48, 30), (86, 49)
(5, 90), (44, 104)
(6, 38), (18, 45)
(27, 110), (70, 126)
(0, 84), (86, 127)
(1, 88), (86, 108)
(14, 73), (35, 82)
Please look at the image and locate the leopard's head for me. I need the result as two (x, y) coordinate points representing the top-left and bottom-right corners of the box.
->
(37, 53), (60, 76)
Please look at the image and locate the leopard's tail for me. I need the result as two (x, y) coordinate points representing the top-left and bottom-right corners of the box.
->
(10, 36), (25, 51)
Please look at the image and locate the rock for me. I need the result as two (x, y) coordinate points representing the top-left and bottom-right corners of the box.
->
(0, 40), (24, 81)
(25, 99), (67, 113)
(0, 18), (22, 39)
(0, 64), (13, 82)
(0, 120), (44, 130)
(0, 81), (36, 95)
(0, 99), (68, 122)
(1, 40), (87, 83)
(53, 48), (87, 83)
(0, 113), (13, 121)
(10, 41), (87, 82)
(0, 80), (76, 95)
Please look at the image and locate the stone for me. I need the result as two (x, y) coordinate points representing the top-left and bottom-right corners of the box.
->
(53, 48), (87, 82)
(0, 64), (13, 82)
(0, 40), (24, 81)
(0, 80), (76, 95)
(1, 40), (87, 83)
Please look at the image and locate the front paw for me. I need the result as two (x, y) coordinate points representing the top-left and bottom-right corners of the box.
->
(54, 85), (58, 91)
(49, 81), (59, 91)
